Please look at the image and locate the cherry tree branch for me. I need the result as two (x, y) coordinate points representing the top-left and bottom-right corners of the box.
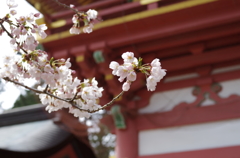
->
(51, 0), (82, 14)
(0, 18), (28, 54)
(84, 91), (124, 113)
(1, 13), (123, 114)
(3, 77), (124, 113)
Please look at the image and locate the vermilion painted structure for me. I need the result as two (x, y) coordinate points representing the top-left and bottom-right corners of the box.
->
(27, 0), (240, 157)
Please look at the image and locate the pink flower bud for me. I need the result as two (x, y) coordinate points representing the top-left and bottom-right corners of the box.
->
(34, 13), (40, 18)
(71, 70), (76, 75)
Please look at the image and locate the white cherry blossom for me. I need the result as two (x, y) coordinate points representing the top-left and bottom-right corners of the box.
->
(146, 75), (157, 91)
(122, 52), (135, 63)
(127, 71), (136, 82)
(34, 24), (48, 39)
(151, 58), (161, 67)
(109, 61), (119, 75)
(26, 13), (35, 23)
(6, 0), (18, 9)
(10, 9), (17, 15)
(86, 9), (98, 20)
(83, 24), (93, 33)
(70, 25), (80, 34)
(0, 2), (167, 118)
(72, 14), (78, 24)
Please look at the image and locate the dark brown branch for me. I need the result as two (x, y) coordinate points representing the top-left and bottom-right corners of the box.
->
(70, 91), (78, 102)
(43, 84), (49, 92)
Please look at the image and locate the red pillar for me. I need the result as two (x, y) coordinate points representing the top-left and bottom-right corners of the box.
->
(115, 117), (138, 158)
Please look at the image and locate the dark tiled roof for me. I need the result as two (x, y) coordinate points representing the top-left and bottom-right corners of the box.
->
(0, 104), (50, 127)
(0, 104), (69, 152)
(0, 120), (69, 152)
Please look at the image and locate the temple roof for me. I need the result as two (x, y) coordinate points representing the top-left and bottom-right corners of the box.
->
(0, 104), (96, 158)
(0, 104), (68, 152)
(0, 119), (69, 152)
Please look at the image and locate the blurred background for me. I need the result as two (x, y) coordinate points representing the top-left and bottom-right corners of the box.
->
(0, 0), (240, 158)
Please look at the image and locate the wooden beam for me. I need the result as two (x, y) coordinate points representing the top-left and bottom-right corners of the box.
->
(156, 69), (240, 92)
(136, 24), (240, 54)
(41, 0), (230, 43)
(136, 98), (240, 131)
(51, 0), (124, 20)
(162, 45), (240, 72)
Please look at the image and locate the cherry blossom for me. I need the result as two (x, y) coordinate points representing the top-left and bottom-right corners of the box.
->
(86, 9), (98, 20)
(122, 52), (135, 63)
(34, 24), (48, 39)
(110, 52), (166, 92)
(6, 0), (18, 9)
(70, 25), (81, 34)
(83, 24), (94, 33)
(122, 81), (131, 91)
(0, 0), (166, 118)
(69, 9), (98, 35)
(10, 10), (17, 15)
(109, 61), (119, 75)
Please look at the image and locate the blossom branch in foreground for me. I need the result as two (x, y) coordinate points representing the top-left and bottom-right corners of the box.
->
(110, 52), (166, 92)
(0, 0), (166, 118)
(0, 20), (28, 54)
(51, 0), (80, 14)
(52, 0), (99, 34)
(3, 77), (124, 114)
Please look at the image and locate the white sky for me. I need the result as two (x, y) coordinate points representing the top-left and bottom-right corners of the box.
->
(0, 0), (40, 110)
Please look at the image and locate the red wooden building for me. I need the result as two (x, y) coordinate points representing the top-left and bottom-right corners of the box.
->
(27, 0), (240, 157)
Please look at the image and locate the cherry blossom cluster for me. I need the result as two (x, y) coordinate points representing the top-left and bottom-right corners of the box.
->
(0, 0), (166, 117)
(3, 0), (47, 52)
(0, 49), (103, 118)
(110, 52), (166, 91)
(0, 0), (103, 118)
(69, 6), (98, 34)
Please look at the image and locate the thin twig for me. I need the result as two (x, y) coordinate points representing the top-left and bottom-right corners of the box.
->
(51, 0), (81, 14)
(3, 77), (124, 113)
(1, 3), (117, 114)
(0, 18), (28, 54)
(3, 77), (67, 102)
(70, 91), (78, 102)
(87, 91), (124, 113)
(43, 85), (49, 92)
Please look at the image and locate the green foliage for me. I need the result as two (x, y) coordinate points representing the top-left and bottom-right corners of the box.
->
(13, 90), (40, 108)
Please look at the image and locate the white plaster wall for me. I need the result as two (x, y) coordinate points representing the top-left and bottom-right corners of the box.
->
(164, 73), (199, 83)
(139, 118), (240, 156)
(218, 79), (240, 98)
(139, 78), (240, 114)
(212, 65), (240, 74)
(139, 87), (196, 114)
